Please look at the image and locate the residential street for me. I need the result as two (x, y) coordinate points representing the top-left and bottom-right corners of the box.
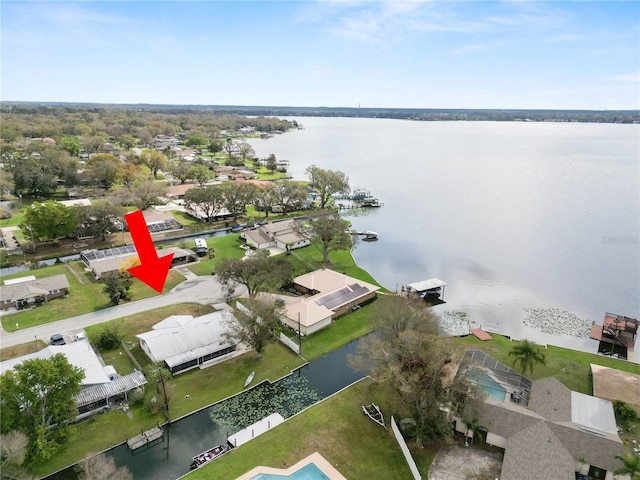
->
(0, 274), (246, 349)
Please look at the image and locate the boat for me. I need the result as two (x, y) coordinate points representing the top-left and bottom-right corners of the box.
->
(189, 444), (230, 469)
(244, 371), (255, 388)
(362, 231), (379, 241)
(362, 403), (386, 428)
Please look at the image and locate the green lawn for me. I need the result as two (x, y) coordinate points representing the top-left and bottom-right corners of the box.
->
(454, 334), (640, 394)
(36, 341), (305, 478)
(299, 297), (381, 361)
(188, 379), (415, 480)
(1, 262), (186, 332)
(0, 210), (25, 227)
(85, 304), (217, 375)
(170, 210), (201, 227)
(187, 233), (246, 275)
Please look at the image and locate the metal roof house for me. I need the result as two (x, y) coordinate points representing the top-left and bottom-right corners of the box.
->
(0, 340), (147, 419)
(455, 353), (624, 480)
(136, 311), (239, 374)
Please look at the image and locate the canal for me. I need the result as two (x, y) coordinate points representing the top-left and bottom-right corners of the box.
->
(44, 337), (365, 480)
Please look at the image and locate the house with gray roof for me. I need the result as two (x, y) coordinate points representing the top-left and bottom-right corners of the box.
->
(1, 274), (70, 310)
(456, 354), (624, 480)
(136, 311), (239, 374)
(81, 245), (197, 279)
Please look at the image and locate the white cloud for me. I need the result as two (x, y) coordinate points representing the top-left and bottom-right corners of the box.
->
(607, 72), (640, 83)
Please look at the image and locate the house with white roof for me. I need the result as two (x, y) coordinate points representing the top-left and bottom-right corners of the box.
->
(278, 268), (380, 336)
(0, 339), (147, 418)
(136, 311), (239, 374)
(242, 219), (309, 252)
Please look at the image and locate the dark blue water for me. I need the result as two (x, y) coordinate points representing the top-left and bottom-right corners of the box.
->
(44, 338), (364, 480)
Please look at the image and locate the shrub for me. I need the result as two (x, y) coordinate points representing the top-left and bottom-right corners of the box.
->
(129, 387), (145, 406)
(93, 325), (123, 350)
(613, 400), (638, 426)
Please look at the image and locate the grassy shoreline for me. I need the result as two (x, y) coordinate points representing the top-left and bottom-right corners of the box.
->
(3, 233), (639, 477)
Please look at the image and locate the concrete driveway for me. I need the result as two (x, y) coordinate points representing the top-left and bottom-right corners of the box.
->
(428, 444), (503, 480)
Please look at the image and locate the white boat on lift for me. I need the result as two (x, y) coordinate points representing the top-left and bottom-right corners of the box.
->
(363, 231), (379, 241)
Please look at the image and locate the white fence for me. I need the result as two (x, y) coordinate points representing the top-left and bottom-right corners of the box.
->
(279, 332), (300, 355)
(391, 416), (421, 480)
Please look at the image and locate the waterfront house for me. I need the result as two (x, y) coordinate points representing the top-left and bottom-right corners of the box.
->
(242, 219), (309, 252)
(455, 351), (624, 480)
(1, 274), (70, 310)
(278, 269), (380, 335)
(136, 311), (239, 374)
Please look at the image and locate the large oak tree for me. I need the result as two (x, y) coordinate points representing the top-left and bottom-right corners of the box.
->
(349, 296), (472, 447)
(215, 249), (293, 301)
(224, 299), (284, 356)
(297, 211), (351, 264)
(0, 354), (84, 464)
(305, 165), (350, 209)
(21, 201), (77, 241)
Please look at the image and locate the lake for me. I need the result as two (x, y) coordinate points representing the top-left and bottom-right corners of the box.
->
(247, 118), (640, 360)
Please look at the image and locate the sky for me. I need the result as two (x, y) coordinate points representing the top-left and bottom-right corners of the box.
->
(1, 1), (639, 110)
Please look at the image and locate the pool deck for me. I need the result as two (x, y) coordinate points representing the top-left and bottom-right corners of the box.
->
(235, 452), (347, 480)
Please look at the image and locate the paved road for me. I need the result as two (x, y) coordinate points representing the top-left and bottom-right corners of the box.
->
(0, 274), (247, 349)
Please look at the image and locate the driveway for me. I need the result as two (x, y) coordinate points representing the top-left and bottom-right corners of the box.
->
(0, 275), (247, 349)
(428, 444), (503, 480)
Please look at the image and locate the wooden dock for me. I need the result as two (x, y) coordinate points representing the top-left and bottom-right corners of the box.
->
(470, 328), (492, 341)
(127, 426), (164, 451)
(590, 312), (638, 360)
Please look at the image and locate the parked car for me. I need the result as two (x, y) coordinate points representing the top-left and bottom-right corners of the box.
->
(50, 334), (66, 345)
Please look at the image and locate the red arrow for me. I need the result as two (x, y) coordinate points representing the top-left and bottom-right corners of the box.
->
(124, 210), (173, 293)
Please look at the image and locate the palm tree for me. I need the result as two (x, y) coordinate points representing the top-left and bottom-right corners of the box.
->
(464, 417), (486, 445)
(508, 340), (546, 376)
(614, 453), (640, 479)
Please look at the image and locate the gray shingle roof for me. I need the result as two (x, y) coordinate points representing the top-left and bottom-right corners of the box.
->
(528, 377), (572, 422)
(501, 421), (575, 480)
(1, 274), (69, 302)
(469, 358), (625, 476)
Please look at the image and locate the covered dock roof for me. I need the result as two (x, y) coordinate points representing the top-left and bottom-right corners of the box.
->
(406, 278), (447, 292)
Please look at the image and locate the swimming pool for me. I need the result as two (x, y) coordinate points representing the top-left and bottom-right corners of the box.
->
(251, 463), (330, 480)
(465, 368), (507, 401)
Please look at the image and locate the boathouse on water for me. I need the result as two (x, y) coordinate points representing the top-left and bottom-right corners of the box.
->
(406, 278), (447, 301)
(589, 312), (638, 359)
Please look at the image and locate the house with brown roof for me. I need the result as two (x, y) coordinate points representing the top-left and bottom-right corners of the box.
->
(278, 268), (380, 335)
(455, 353), (624, 480)
(1, 274), (70, 310)
(167, 183), (199, 200)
